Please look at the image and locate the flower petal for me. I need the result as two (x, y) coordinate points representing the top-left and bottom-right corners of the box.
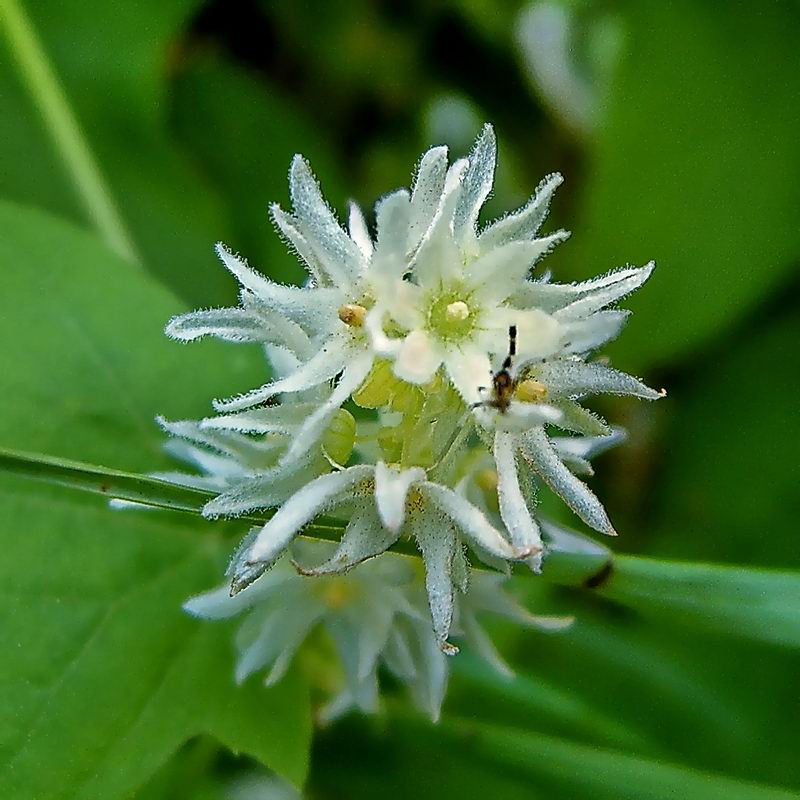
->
(531, 360), (663, 400)
(374, 461), (426, 531)
(444, 345), (492, 406)
(288, 155), (365, 286)
(418, 481), (519, 559)
(243, 465), (375, 567)
(494, 431), (543, 567)
(517, 426), (615, 535)
(348, 200), (374, 259)
(409, 505), (458, 651)
(281, 353), (373, 464)
(166, 307), (263, 343)
(394, 329), (443, 385)
(409, 145), (448, 251)
(454, 123), (496, 243)
(215, 242), (341, 330)
(294, 503), (399, 576)
(213, 336), (350, 412)
(560, 309), (630, 354)
(373, 189), (411, 278)
(479, 172), (563, 249)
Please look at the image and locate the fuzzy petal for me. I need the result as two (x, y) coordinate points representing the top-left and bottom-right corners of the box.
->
(215, 243), (341, 329)
(479, 172), (563, 249)
(281, 353), (373, 464)
(494, 431), (543, 566)
(531, 360), (663, 400)
(560, 310), (629, 354)
(243, 465), (374, 567)
(409, 145), (448, 251)
(348, 201), (374, 259)
(554, 262), (655, 320)
(394, 329), (443, 385)
(214, 336), (349, 412)
(418, 481), (519, 559)
(166, 307), (264, 343)
(454, 123), (496, 242)
(374, 461), (426, 531)
(372, 189), (411, 278)
(288, 155), (365, 286)
(517, 427), (615, 535)
(444, 345), (492, 406)
(409, 506), (458, 651)
(294, 503), (398, 576)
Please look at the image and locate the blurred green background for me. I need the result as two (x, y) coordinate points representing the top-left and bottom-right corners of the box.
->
(1, 0), (799, 798)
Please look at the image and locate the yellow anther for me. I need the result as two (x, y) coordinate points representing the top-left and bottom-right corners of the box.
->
(445, 300), (470, 322)
(338, 303), (367, 327)
(516, 378), (548, 403)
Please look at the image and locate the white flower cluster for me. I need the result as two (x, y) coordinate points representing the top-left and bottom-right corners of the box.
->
(162, 124), (662, 714)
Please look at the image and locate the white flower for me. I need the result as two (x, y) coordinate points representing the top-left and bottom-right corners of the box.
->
(186, 543), (570, 722)
(230, 461), (537, 652)
(365, 125), (570, 404)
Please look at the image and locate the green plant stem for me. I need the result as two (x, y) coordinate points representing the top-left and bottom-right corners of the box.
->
(0, 0), (140, 264)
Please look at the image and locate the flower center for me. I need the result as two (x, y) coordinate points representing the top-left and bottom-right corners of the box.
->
(426, 289), (478, 343)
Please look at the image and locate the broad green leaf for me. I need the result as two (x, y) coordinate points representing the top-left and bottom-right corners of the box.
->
(574, 0), (800, 369)
(0, 202), (311, 794)
(0, 477), (310, 798)
(0, 0), (235, 305)
(598, 555), (800, 649)
(0, 199), (262, 472)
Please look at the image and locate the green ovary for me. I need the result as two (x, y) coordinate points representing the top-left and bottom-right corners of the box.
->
(426, 288), (480, 344)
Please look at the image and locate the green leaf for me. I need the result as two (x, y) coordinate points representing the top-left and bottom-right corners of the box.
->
(0, 0), (235, 305)
(0, 478), (311, 798)
(574, 0), (800, 369)
(598, 555), (800, 649)
(436, 717), (800, 800)
(0, 199), (262, 472)
(0, 202), (311, 795)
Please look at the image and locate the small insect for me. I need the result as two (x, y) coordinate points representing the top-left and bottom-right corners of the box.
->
(472, 325), (519, 413)
(472, 325), (548, 413)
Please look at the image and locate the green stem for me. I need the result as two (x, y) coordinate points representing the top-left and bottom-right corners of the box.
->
(0, 0), (140, 264)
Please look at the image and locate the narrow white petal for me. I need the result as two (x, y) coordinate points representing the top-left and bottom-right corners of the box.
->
(245, 465), (375, 565)
(468, 235), (569, 301)
(216, 242), (341, 329)
(444, 346), (492, 406)
(348, 201), (374, 259)
(373, 189), (411, 277)
(294, 503), (398, 576)
(281, 353), (373, 464)
(184, 568), (294, 620)
(202, 457), (320, 519)
(494, 431), (543, 563)
(551, 427), (627, 461)
(409, 145), (448, 251)
(374, 461), (426, 531)
(201, 403), (319, 434)
(454, 123), (496, 241)
(408, 618), (450, 721)
(166, 307), (263, 343)
(554, 262), (655, 320)
(289, 155), (364, 285)
(394, 330), (443, 385)
(409, 506), (458, 650)
(479, 172), (564, 249)
(241, 290), (318, 358)
(411, 159), (468, 287)
(489, 306), (562, 362)
(517, 427), (615, 535)
(364, 303), (403, 357)
(532, 360), (663, 400)
(419, 481), (519, 559)
(496, 401), (563, 432)
(213, 336), (349, 412)
(560, 310), (629, 353)
(459, 613), (514, 677)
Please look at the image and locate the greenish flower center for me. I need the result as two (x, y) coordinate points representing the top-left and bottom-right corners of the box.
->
(426, 288), (479, 343)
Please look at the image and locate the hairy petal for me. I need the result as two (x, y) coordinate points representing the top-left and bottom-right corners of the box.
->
(374, 461), (426, 531)
(532, 360), (663, 400)
(517, 427), (615, 535)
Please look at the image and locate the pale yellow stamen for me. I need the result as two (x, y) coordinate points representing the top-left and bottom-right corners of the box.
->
(444, 300), (470, 322)
(516, 378), (548, 403)
(475, 468), (499, 494)
(338, 303), (367, 327)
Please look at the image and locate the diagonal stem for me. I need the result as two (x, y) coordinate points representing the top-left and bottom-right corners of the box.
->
(0, 0), (141, 264)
